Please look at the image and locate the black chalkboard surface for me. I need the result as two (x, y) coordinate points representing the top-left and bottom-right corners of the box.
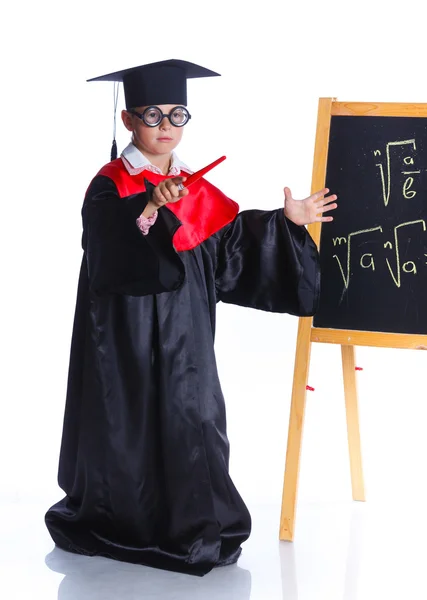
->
(313, 115), (427, 334)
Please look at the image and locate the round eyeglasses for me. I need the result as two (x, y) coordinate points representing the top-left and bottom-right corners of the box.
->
(128, 106), (191, 127)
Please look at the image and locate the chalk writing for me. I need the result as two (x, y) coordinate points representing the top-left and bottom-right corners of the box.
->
(332, 220), (427, 289)
(374, 139), (418, 205)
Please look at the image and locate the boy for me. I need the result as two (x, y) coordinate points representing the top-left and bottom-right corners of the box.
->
(45, 59), (337, 576)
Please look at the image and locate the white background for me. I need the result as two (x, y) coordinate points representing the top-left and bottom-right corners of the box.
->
(1, 0), (427, 596)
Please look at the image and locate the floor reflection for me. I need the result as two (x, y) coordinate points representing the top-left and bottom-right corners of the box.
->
(279, 541), (298, 599)
(45, 547), (252, 600)
(278, 505), (366, 600)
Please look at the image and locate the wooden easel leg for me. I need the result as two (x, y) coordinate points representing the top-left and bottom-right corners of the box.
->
(279, 317), (312, 541)
(341, 345), (366, 502)
(279, 97), (334, 541)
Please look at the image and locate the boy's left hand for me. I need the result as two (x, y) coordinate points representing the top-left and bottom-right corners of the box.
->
(283, 187), (337, 226)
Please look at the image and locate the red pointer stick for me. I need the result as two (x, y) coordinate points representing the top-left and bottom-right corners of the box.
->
(178, 156), (226, 189)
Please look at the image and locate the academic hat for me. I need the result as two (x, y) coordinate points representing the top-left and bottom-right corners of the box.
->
(87, 59), (221, 160)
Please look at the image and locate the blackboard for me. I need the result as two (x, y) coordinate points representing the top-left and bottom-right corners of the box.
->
(280, 101), (427, 547)
(313, 115), (427, 334)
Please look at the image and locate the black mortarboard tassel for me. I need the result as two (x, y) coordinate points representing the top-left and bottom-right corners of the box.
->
(110, 82), (119, 161)
(110, 139), (117, 161)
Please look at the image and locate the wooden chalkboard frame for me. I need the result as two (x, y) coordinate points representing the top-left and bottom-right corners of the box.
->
(279, 98), (427, 542)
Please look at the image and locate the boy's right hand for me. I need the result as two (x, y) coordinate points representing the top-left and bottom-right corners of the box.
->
(142, 177), (189, 217)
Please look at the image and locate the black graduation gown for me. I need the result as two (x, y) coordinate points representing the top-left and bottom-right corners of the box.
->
(45, 173), (320, 577)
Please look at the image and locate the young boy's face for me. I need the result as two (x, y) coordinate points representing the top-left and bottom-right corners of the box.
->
(122, 104), (184, 158)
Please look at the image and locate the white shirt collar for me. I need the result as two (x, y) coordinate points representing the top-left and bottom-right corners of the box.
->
(120, 142), (193, 176)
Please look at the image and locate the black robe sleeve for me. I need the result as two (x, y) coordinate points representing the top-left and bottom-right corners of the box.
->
(215, 208), (320, 316)
(82, 175), (185, 296)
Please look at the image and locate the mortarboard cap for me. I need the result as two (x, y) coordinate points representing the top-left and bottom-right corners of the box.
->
(87, 59), (221, 108)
